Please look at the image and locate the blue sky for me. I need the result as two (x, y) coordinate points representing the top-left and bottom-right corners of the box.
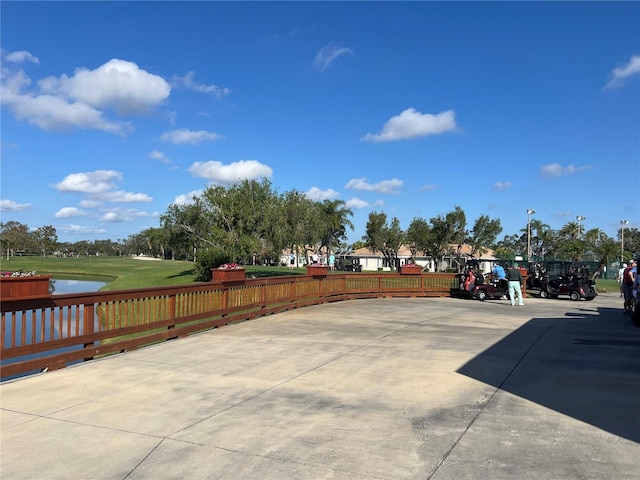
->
(1, 1), (639, 245)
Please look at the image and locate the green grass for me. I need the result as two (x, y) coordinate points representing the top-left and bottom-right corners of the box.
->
(0, 255), (308, 291)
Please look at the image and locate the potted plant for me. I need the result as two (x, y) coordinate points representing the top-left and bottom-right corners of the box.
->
(211, 263), (246, 283)
(399, 263), (423, 275)
(306, 264), (328, 277)
(0, 271), (52, 299)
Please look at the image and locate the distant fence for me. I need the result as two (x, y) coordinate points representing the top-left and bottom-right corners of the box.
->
(1, 272), (456, 380)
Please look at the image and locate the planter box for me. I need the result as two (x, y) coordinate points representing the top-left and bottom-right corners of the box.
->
(1, 276), (52, 299)
(306, 265), (328, 277)
(211, 268), (246, 283)
(400, 265), (423, 275)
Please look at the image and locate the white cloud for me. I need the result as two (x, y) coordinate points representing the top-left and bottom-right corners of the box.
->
(0, 199), (31, 211)
(605, 54), (640, 89)
(174, 71), (230, 97)
(345, 177), (403, 194)
(540, 163), (592, 178)
(148, 150), (170, 164)
(188, 160), (273, 184)
(0, 53), (168, 134)
(313, 42), (354, 72)
(97, 191), (153, 203)
(173, 190), (203, 206)
(54, 170), (122, 193)
(160, 129), (223, 144)
(38, 58), (170, 115)
(5, 50), (40, 64)
(492, 181), (512, 191)
(55, 207), (87, 218)
(345, 197), (371, 209)
(421, 184), (437, 191)
(60, 224), (108, 235)
(362, 108), (457, 142)
(99, 208), (159, 223)
(53, 170), (152, 207)
(304, 187), (340, 201)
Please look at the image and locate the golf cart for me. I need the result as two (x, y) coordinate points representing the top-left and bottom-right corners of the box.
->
(537, 261), (597, 301)
(450, 259), (509, 301)
(335, 256), (362, 272)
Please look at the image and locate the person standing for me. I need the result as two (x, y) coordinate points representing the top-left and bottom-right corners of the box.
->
(622, 260), (637, 311)
(507, 264), (524, 306)
(329, 253), (335, 271)
(616, 263), (627, 297)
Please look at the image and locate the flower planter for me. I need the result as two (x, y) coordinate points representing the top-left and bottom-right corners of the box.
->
(306, 265), (328, 277)
(400, 265), (423, 275)
(0, 276), (52, 299)
(211, 268), (246, 283)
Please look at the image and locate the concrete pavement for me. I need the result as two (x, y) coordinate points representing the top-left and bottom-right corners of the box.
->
(1, 293), (639, 479)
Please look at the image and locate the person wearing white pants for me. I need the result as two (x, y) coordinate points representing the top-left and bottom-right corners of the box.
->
(507, 264), (524, 306)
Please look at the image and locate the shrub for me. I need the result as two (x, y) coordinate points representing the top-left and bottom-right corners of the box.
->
(193, 248), (233, 281)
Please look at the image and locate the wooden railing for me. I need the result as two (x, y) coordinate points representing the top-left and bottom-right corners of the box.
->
(1, 272), (456, 380)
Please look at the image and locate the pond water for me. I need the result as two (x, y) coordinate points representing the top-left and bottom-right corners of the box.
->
(52, 278), (108, 294)
(2, 277), (110, 381)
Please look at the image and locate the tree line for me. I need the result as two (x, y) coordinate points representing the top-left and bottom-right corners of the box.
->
(2, 179), (638, 270)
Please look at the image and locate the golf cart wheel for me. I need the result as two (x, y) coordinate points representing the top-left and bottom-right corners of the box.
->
(540, 289), (549, 299)
(476, 289), (488, 301)
(570, 291), (581, 301)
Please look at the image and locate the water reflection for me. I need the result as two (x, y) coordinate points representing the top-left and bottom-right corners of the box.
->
(53, 279), (108, 294)
(2, 278), (109, 380)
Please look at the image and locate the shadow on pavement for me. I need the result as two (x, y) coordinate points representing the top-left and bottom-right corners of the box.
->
(457, 305), (640, 443)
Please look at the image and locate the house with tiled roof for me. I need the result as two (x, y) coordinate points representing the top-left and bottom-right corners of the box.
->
(348, 244), (497, 273)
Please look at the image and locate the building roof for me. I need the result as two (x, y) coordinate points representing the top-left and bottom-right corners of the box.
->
(350, 244), (496, 259)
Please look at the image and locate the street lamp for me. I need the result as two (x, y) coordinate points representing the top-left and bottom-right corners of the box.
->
(621, 220), (629, 263)
(527, 209), (535, 261)
(576, 215), (586, 238)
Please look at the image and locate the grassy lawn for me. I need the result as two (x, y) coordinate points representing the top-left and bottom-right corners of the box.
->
(0, 255), (307, 291)
(2, 255), (618, 294)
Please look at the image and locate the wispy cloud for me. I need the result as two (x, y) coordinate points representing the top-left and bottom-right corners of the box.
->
(604, 54), (640, 89)
(362, 108), (457, 142)
(492, 181), (512, 191)
(345, 177), (403, 194)
(313, 42), (354, 72)
(0, 199), (31, 211)
(160, 129), (223, 144)
(148, 150), (170, 164)
(540, 163), (592, 178)
(173, 71), (230, 97)
(421, 184), (437, 192)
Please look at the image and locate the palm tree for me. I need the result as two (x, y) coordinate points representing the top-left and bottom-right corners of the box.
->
(319, 200), (354, 260)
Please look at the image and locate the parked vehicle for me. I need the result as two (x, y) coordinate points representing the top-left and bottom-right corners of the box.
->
(537, 261), (597, 301)
(450, 260), (509, 301)
(335, 257), (362, 272)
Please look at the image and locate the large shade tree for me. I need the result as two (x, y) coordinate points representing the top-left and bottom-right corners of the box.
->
(362, 212), (404, 270)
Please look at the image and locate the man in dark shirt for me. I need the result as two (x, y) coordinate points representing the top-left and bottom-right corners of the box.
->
(507, 264), (524, 306)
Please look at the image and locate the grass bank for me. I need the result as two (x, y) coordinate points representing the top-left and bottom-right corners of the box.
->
(0, 255), (308, 291)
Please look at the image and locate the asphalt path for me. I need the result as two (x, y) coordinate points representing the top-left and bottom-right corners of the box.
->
(1, 293), (639, 479)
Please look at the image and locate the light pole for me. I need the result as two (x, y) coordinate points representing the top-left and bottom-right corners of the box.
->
(527, 209), (535, 261)
(620, 220), (629, 263)
(576, 215), (585, 239)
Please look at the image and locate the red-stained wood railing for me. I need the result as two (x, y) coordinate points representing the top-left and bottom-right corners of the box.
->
(1, 272), (456, 380)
